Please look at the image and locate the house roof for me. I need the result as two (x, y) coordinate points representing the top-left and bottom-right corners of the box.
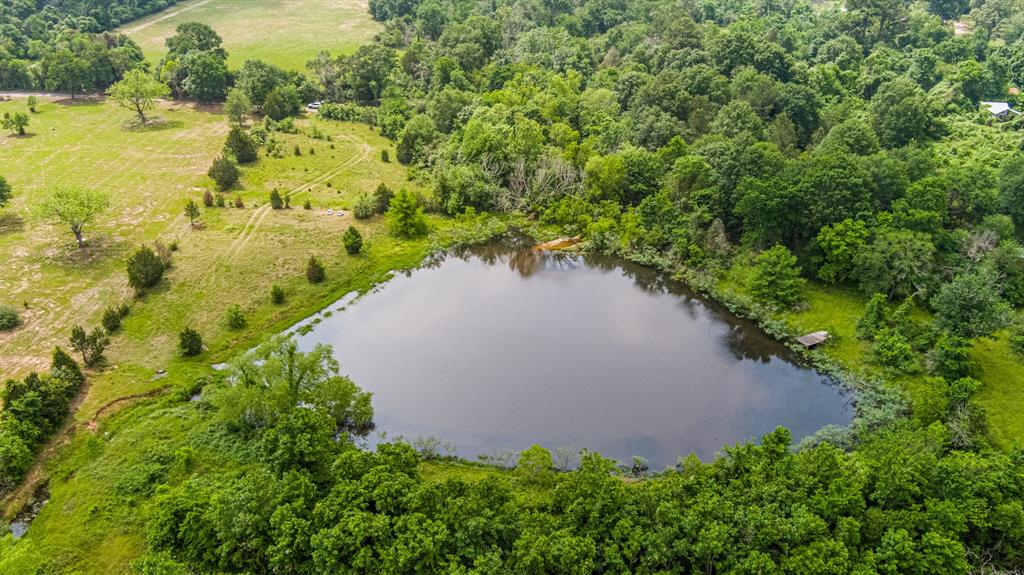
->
(981, 101), (1020, 115)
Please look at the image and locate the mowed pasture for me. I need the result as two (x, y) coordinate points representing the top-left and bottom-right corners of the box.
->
(0, 95), (412, 390)
(0, 98), (227, 377)
(120, 0), (380, 71)
(0, 96), (467, 574)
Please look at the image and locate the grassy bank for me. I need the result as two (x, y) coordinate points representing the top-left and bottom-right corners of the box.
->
(718, 257), (1024, 450)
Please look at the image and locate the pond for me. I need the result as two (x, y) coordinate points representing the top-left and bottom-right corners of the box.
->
(293, 241), (851, 469)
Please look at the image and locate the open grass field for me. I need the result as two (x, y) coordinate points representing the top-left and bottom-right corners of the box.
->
(119, 0), (380, 71)
(0, 95), (491, 572)
(0, 96), (411, 386)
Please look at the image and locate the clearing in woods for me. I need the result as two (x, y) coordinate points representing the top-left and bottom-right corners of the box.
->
(0, 94), (462, 574)
(0, 95), (412, 390)
(119, 0), (381, 71)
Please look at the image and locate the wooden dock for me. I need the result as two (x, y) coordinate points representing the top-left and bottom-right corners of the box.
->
(796, 331), (829, 348)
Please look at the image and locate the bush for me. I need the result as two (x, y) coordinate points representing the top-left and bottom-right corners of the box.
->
(294, 144), (302, 156)
(0, 176), (11, 207)
(226, 305), (246, 330)
(856, 293), (889, 340)
(927, 334), (976, 379)
(0, 427), (32, 490)
(208, 156), (240, 191)
(387, 189), (428, 239)
(215, 193), (226, 208)
(317, 102), (376, 123)
(263, 85), (301, 121)
(872, 329), (920, 373)
(0, 304), (21, 330)
(343, 226), (363, 255)
(748, 245), (805, 308)
(303, 199), (311, 210)
(203, 190), (214, 207)
(130, 551), (191, 575)
(234, 195), (244, 208)
(154, 241), (174, 269)
(353, 194), (376, 219)
(306, 256), (326, 283)
(126, 245), (165, 292)
(225, 126), (259, 164)
(1010, 320), (1024, 358)
(179, 328), (203, 356)
(270, 189), (284, 209)
(70, 324), (109, 367)
(271, 284), (285, 304)
(932, 269), (1011, 339)
(52, 346), (84, 387)
(102, 306), (123, 333)
(381, 149), (390, 162)
(516, 445), (554, 487)
(373, 183), (394, 213)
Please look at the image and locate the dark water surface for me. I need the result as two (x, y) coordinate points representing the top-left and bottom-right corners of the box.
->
(294, 242), (850, 468)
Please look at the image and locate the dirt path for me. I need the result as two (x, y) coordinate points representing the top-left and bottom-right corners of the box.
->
(223, 133), (371, 263)
(85, 386), (171, 432)
(123, 0), (217, 33)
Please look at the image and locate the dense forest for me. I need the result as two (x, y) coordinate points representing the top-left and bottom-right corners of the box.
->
(6, 0), (1024, 571)
(0, 0), (178, 90)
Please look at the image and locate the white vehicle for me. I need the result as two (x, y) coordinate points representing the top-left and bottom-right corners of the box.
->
(306, 101), (323, 110)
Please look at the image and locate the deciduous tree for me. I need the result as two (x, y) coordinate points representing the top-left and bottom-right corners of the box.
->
(932, 270), (1011, 339)
(2, 111), (29, 135)
(749, 245), (805, 307)
(38, 186), (110, 248)
(106, 68), (170, 125)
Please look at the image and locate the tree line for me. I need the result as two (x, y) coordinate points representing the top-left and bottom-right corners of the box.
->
(135, 337), (1024, 574)
(0, 0), (180, 92)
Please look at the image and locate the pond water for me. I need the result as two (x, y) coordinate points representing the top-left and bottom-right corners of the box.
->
(294, 242), (850, 468)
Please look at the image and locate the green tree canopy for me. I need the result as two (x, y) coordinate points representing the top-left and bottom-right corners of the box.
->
(38, 186), (110, 248)
(106, 68), (170, 124)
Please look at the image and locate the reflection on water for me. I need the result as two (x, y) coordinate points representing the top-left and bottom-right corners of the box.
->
(294, 242), (850, 468)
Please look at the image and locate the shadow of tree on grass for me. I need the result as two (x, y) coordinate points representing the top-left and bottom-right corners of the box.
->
(0, 213), (25, 235)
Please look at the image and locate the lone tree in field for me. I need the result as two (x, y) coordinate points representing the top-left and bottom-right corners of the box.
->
(107, 69), (170, 125)
(225, 125), (258, 164)
(184, 199), (201, 227)
(179, 327), (203, 356)
(386, 189), (428, 239)
(0, 176), (11, 208)
(208, 156), (240, 191)
(2, 111), (29, 135)
(126, 245), (165, 292)
(69, 324), (109, 367)
(306, 256), (326, 283)
(269, 189), (284, 209)
(38, 186), (110, 248)
(26, 96), (37, 113)
(343, 226), (363, 254)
